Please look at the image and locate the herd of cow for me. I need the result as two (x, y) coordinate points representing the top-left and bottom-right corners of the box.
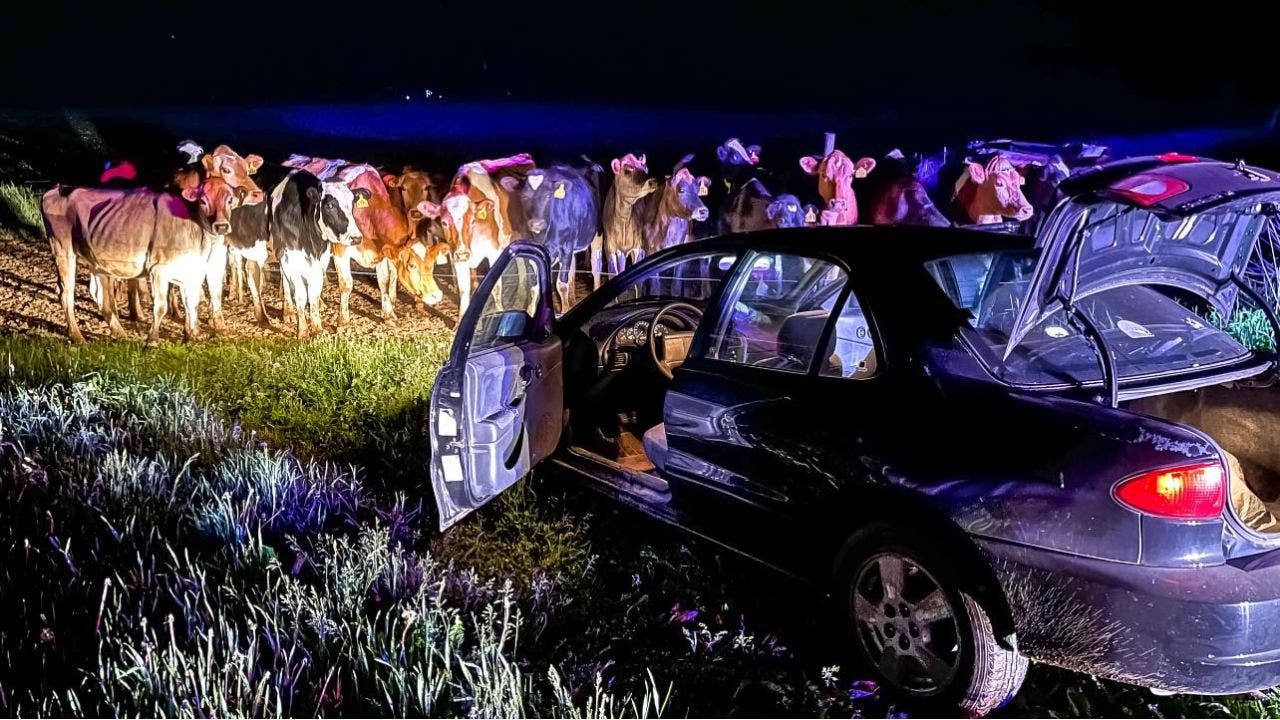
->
(37, 136), (1106, 344)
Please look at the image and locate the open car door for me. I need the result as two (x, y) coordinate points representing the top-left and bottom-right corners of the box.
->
(430, 242), (564, 530)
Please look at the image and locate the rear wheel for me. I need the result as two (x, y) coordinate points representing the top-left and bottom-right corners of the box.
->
(839, 527), (1027, 716)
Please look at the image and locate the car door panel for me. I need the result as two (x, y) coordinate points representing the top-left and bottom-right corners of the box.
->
(431, 242), (562, 531)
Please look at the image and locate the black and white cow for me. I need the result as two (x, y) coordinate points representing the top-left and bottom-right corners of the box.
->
(269, 170), (365, 339)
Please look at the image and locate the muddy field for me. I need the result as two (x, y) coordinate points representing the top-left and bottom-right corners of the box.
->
(0, 232), (466, 343)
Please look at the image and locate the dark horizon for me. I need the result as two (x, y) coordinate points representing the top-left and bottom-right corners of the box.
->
(4, 1), (1276, 132)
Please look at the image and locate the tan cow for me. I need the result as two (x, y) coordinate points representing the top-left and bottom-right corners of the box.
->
(951, 154), (1035, 225)
(43, 177), (244, 345)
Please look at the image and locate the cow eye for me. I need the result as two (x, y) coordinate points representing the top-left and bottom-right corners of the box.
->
(222, 167), (231, 174)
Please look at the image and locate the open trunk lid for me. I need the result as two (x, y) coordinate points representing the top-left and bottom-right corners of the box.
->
(1003, 158), (1280, 359)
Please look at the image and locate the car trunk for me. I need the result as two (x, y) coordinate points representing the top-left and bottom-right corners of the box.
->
(1124, 383), (1280, 535)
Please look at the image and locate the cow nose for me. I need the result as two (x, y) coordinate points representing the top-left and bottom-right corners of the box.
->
(349, 234), (363, 244)
(213, 222), (231, 234)
(528, 218), (547, 234)
(409, 209), (424, 221)
(247, 190), (265, 205)
(693, 207), (709, 222)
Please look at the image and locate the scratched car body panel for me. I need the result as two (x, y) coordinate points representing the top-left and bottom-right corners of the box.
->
(429, 157), (1280, 703)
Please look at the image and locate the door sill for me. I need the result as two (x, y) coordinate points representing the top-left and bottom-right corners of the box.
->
(555, 446), (672, 505)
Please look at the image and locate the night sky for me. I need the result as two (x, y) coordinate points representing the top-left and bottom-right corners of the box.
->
(2, 0), (1277, 162)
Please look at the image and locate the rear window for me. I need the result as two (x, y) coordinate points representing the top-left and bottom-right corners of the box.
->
(926, 251), (1251, 386)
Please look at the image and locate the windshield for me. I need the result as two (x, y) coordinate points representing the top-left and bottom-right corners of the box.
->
(926, 250), (1252, 386)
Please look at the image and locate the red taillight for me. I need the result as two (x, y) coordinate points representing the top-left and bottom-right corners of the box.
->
(1109, 174), (1191, 207)
(1113, 462), (1225, 520)
(1156, 152), (1199, 163)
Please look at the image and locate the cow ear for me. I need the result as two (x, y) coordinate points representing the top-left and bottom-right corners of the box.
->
(201, 154), (218, 175)
(383, 173), (400, 187)
(417, 200), (441, 219)
(245, 154), (264, 174)
(610, 158), (623, 174)
(306, 186), (320, 202)
(716, 145), (730, 163)
(697, 176), (711, 197)
(353, 188), (372, 207)
(181, 186), (200, 202)
(642, 178), (660, 194)
(854, 157), (877, 178)
(799, 156), (820, 175)
(766, 200), (782, 220)
(966, 161), (987, 184)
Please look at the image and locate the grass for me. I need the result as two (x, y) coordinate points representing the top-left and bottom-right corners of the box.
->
(0, 181), (43, 236)
(4, 294), (1280, 715)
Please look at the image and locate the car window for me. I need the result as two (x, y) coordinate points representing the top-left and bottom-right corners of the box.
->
(704, 251), (847, 373)
(470, 255), (543, 355)
(604, 251), (737, 309)
(926, 251), (1252, 385)
(820, 290), (878, 379)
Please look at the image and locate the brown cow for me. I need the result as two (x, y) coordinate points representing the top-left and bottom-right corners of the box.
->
(640, 165), (711, 253)
(418, 192), (505, 314)
(596, 153), (658, 288)
(384, 167), (440, 242)
(798, 149), (876, 226)
(951, 154), (1034, 225)
(42, 177), (244, 345)
(454, 154), (536, 246)
(328, 163), (412, 325)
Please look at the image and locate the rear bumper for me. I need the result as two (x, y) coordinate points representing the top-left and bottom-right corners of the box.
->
(977, 537), (1280, 694)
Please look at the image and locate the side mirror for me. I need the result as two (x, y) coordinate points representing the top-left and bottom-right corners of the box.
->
(496, 309), (528, 339)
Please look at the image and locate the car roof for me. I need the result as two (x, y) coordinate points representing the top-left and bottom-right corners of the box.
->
(687, 225), (1036, 268)
(1059, 155), (1280, 217)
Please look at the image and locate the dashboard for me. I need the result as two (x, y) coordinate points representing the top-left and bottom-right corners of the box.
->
(587, 304), (700, 371)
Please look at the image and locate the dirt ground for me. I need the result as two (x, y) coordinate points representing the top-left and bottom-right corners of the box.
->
(0, 233), (465, 343)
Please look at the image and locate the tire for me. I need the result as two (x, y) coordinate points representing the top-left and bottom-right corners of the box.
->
(836, 524), (1027, 717)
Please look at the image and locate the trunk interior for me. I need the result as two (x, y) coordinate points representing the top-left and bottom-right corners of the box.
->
(1125, 383), (1280, 535)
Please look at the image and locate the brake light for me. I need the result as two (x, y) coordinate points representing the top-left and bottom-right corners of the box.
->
(1113, 461), (1225, 520)
(1109, 174), (1191, 207)
(1156, 152), (1199, 163)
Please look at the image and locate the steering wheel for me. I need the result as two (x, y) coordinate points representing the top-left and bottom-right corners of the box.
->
(648, 302), (702, 380)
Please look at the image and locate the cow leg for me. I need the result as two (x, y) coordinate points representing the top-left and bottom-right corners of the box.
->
(281, 265), (296, 320)
(245, 259), (268, 325)
(127, 279), (145, 320)
(97, 273), (127, 339)
(332, 253), (353, 327)
(557, 253), (574, 311)
(146, 273), (168, 347)
(228, 248), (244, 305)
(590, 234), (604, 289)
(375, 258), (398, 325)
(281, 254), (309, 340)
(306, 258), (325, 336)
(454, 262), (472, 315)
(205, 240), (228, 335)
(89, 275), (107, 318)
(49, 238), (84, 344)
(180, 279), (203, 342)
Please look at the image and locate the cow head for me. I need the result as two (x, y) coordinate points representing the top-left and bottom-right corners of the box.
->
(956, 155), (1034, 223)
(396, 239), (445, 306)
(667, 168), (711, 222)
(181, 176), (244, 235)
(437, 192), (499, 263)
(610, 154), (659, 202)
(1017, 156), (1070, 218)
(716, 138), (761, 168)
(800, 150), (875, 201)
(386, 168), (437, 223)
(312, 181), (366, 245)
(766, 194), (807, 228)
(201, 145), (265, 205)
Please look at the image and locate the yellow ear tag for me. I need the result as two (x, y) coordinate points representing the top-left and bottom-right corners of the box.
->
(476, 206), (488, 220)
(356, 196), (369, 208)
(554, 182), (566, 199)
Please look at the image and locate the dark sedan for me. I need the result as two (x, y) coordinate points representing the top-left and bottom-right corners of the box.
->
(428, 156), (1280, 715)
